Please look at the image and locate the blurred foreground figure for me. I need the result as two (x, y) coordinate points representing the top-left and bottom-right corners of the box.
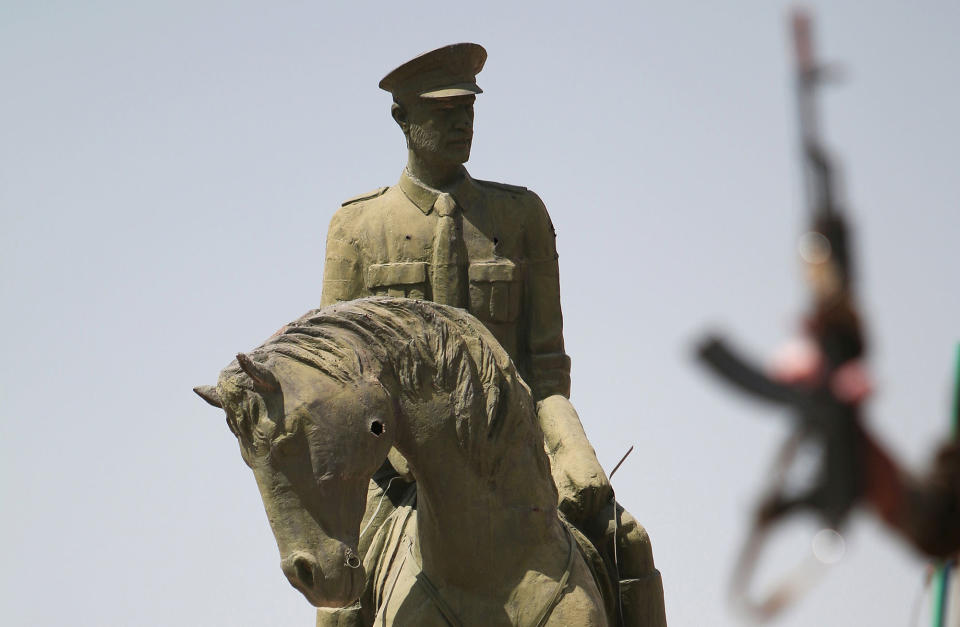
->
(318, 43), (665, 626)
(865, 431), (960, 559)
(698, 9), (958, 623)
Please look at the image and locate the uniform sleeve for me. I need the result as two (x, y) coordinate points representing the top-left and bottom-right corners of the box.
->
(320, 209), (364, 307)
(523, 191), (571, 400)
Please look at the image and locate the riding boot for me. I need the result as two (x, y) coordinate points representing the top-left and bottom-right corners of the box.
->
(582, 500), (666, 627)
(619, 574), (667, 627)
(614, 508), (666, 627)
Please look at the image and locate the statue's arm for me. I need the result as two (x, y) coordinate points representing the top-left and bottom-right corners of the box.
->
(538, 395), (612, 526)
(523, 192), (611, 525)
(522, 192), (571, 401)
(321, 210), (364, 307)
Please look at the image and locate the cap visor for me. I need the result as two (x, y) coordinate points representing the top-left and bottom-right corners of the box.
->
(419, 84), (483, 99)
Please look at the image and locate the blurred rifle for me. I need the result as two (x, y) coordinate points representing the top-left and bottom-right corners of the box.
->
(696, 9), (867, 621)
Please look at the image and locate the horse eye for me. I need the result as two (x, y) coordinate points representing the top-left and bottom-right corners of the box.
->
(370, 420), (384, 437)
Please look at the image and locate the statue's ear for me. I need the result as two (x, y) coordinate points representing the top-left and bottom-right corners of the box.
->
(193, 385), (223, 409)
(391, 102), (408, 132)
(236, 353), (280, 395)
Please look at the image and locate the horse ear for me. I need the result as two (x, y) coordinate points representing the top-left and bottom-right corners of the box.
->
(236, 352), (280, 394)
(194, 385), (223, 409)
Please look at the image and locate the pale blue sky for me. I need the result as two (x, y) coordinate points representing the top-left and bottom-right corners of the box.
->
(2, 2), (958, 625)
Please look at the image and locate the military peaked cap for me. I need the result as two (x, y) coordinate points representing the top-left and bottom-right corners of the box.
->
(379, 43), (486, 100)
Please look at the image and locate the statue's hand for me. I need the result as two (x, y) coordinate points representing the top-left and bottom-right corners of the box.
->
(537, 395), (612, 527)
(551, 446), (613, 527)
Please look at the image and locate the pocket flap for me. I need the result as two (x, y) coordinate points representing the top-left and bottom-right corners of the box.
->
(366, 262), (428, 288)
(468, 260), (518, 283)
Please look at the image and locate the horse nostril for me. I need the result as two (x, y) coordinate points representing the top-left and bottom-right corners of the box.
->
(294, 557), (315, 588)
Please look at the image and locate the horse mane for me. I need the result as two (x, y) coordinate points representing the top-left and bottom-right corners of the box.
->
(228, 297), (542, 475)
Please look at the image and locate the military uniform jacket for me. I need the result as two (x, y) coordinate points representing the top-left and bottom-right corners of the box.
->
(321, 169), (570, 400)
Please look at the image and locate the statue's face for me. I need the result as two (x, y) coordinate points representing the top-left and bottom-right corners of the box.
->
(403, 95), (475, 167)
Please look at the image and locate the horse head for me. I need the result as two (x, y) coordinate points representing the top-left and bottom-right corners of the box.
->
(195, 350), (396, 608)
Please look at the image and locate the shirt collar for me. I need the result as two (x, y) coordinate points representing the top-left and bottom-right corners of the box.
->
(399, 167), (474, 215)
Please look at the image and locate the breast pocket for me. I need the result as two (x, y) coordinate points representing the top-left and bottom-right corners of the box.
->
(365, 262), (428, 299)
(468, 260), (523, 323)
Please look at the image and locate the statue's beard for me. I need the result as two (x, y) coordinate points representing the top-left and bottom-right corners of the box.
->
(407, 123), (443, 154)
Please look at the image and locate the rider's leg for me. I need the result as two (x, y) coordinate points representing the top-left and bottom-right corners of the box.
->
(615, 506), (666, 627)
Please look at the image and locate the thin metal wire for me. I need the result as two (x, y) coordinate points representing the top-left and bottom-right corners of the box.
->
(360, 476), (401, 542)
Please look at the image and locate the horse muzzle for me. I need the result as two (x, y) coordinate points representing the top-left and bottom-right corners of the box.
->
(280, 547), (365, 608)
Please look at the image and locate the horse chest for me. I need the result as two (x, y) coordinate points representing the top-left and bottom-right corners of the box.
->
(375, 568), (504, 627)
(375, 563), (604, 627)
(370, 513), (606, 627)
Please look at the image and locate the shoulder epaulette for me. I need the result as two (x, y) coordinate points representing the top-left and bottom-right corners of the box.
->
(474, 179), (528, 194)
(341, 186), (389, 207)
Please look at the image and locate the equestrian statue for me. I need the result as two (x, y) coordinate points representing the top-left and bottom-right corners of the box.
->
(195, 42), (666, 626)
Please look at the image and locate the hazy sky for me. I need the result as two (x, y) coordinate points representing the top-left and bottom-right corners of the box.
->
(2, 2), (958, 625)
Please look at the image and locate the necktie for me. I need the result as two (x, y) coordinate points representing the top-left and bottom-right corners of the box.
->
(431, 192), (463, 306)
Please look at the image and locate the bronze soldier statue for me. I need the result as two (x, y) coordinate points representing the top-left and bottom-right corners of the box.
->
(319, 43), (666, 626)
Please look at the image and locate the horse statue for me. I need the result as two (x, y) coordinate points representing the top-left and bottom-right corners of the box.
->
(194, 297), (613, 626)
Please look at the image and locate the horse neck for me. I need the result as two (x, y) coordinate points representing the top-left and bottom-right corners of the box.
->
(394, 389), (561, 588)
